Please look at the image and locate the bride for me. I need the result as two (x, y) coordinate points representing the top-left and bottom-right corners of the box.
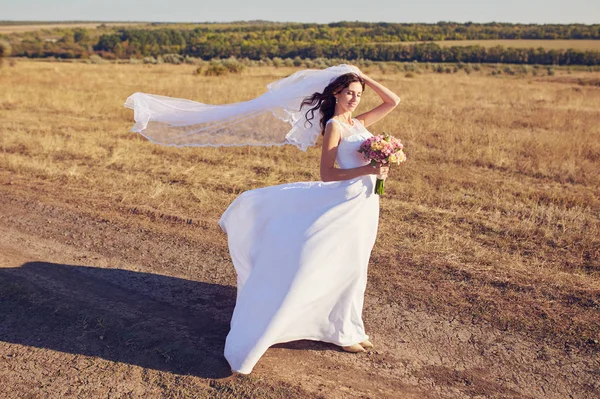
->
(218, 67), (400, 374)
(125, 64), (401, 374)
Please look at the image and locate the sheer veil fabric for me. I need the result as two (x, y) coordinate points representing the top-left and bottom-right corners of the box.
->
(124, 64), (360, 151)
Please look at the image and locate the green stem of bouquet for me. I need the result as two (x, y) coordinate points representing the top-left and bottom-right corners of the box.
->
(375, 178), (385, 195)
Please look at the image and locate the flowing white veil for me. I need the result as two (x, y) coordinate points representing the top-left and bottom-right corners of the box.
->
(124, 64), (360, 151)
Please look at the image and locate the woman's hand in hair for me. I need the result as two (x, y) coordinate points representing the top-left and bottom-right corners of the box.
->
(349, 64), (363, 77)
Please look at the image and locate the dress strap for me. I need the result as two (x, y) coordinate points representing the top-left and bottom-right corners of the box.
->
(326, 118), (349, 139)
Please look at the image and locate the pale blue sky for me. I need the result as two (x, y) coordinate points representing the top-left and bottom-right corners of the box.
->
(1, 0), (598, 24)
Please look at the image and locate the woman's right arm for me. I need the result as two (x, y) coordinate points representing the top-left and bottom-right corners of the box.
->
(355, 73), (401, 128)
(320, 122), (389, 182)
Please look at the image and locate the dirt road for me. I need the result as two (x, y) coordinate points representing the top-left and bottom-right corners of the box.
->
(1, 172), (598, 398)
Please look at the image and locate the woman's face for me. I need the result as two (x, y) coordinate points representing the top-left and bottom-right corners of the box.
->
(335, 81), (363, 112)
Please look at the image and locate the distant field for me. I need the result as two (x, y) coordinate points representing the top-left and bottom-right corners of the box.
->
(397, 39), (600, 51)
(0, 22), (144, 34)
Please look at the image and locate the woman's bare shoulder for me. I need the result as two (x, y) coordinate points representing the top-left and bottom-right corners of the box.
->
(323, 119), (342, 143)
(324, 119), (342, 133)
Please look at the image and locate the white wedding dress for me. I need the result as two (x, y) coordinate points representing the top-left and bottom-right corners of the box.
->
(218, 118), (379, 374)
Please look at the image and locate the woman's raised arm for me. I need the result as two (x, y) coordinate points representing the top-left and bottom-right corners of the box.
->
(355, 73), (401, 128)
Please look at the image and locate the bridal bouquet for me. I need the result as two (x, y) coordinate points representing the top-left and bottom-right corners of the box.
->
(358, 133), (406, 195)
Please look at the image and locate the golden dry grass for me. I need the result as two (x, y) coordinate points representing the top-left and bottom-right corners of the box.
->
(397, 39), (600, 51)
(0, 22), (144, 34)
(0, 60), (599, 351)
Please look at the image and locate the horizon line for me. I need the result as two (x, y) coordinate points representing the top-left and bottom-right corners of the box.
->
(1, 20), (599, 26)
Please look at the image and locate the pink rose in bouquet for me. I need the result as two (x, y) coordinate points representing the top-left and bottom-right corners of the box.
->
(358, 133), (406, 195)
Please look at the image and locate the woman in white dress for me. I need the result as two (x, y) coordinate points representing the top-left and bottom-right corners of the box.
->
(219, 68), (401, 374)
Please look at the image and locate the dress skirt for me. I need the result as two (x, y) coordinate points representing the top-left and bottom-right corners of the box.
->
(218, 174), (379, 374)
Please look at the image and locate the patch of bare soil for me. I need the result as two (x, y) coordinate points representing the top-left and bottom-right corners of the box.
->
(0, 172), (598, 398)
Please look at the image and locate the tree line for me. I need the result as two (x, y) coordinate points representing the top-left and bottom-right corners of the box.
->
(7, 22), (600, 65)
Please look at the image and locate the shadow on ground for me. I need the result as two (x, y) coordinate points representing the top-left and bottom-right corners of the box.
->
(0, 262), (235, 378)
(273, 340), (341, 352)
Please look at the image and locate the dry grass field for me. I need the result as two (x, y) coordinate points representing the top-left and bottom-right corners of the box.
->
(0, 60), (599, 398)
(397, 39), (600, 51)
(0, 22), (144, 34)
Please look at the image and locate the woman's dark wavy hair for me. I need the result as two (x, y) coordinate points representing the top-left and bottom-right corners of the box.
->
(300, 73), (365, 135)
